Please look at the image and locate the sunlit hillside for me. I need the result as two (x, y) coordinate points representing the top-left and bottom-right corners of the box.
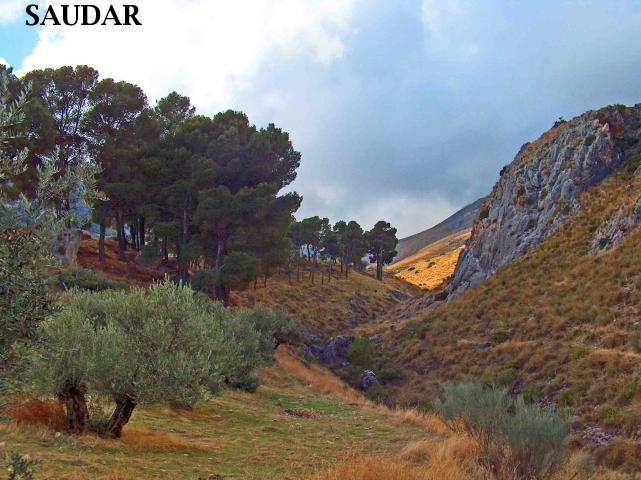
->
(387, 229), (470, 290)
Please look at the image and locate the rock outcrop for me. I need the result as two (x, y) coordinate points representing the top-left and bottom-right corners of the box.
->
(448, 104), (641, 298)
(50, 228), (83, 266)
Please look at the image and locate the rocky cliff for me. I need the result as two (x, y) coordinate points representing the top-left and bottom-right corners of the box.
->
(449, 103), (641, 298)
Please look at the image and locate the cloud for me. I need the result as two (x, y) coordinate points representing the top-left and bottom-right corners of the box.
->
(18, 0), (358, 111)
(0, 57), (8, 67)
(13, 0), (641, 239)
(0, 0), (23, 24)
(420, 0), (480, 57)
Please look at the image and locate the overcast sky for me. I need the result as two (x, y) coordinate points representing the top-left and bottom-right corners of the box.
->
(2, 0), (641, 237)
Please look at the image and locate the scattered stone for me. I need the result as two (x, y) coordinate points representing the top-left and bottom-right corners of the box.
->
(579, 425), (615, 447)
(282, 408), (320, 419)
(526, 364), (538, 373)
(477, 342), (492, 349)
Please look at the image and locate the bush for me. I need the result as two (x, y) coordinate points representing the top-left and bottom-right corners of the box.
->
(584, 134), (596, 146)
(434, 381), (569, 479)
(9, 397), (64, 431)
(348, 336), (378, 370)
(366, 381), (386, 403)
(490, 329), (510, 344)
(6, 452), (40, 480)
(598, 404), (620, 426)
(58, 267), (127, 292)
(416, 398), (434, 413)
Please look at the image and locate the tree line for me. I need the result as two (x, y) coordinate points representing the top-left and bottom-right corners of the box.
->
(2, 64), (398, 304)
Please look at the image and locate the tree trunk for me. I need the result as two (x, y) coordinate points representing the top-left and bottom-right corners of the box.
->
(215, 285), (229, 306)
(105, 394), (137, 438)
(139, 216), (146, 247)
(264, 274), (268, 288)
(59, 383), (89, 435)
(98, 222), (106, 262)
(115, 208), (127, 261)
(254, 276), (258, 290)
(162, 237), (168, 262)
(130, 219), (138, 251)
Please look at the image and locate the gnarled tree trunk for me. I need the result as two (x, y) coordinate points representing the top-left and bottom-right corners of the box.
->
(105, 394), (137, 438)
(59, 383), (89, 435)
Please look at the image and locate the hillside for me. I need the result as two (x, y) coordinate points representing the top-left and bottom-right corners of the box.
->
(386, 229), (470, 290)
(1, 347), (446, 479)
(234, 268), (419, 341)
(379, 136), (641, 463)
(449, 104), (641, 299)
(393, 198), (484, 263)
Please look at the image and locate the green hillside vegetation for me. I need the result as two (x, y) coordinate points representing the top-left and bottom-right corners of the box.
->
(385, 154), (641, 468)
(1, 350), (436, 480)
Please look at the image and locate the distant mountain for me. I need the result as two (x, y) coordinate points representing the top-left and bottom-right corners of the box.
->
(393, 197), (485, 264)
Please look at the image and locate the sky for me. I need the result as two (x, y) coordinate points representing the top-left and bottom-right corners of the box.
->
(1, 0), (641, 237)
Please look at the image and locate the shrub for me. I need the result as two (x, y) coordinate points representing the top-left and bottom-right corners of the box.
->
(348, 336), (378, 370)
(490, 329), (510, 344)
(568, 345), (587, 361)
(434, 381), (569, 479)
(378, 367), (408, 385)
(9, 397), (64, 431)
(494, 368), (518, 386)
(416, 398), (434, 414)
(598, 404), (620, 426)
(366, 381), (386, 403)
(58, 267), (126, 292)
(6, 452), (40, 480)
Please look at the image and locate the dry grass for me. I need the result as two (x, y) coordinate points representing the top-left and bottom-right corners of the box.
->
(8, 397), (65, 431)
(304, 454), (475, 480)
(388, 229), (470, 290)
(76, 234), (166, 286)
(275, 346), (371, 406)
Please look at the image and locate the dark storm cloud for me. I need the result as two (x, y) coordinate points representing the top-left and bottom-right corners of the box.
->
(234, 0), (641, 237)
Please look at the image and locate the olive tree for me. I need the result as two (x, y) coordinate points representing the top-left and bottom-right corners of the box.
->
(32, 281), (291, 437)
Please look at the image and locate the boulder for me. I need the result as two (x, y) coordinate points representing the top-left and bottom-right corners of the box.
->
(319, 335), (354, 368)
(359, 370), (377, 391)
(50, 228), (82, 266)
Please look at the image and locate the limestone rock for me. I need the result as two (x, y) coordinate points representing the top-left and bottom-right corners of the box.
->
(359, 370), (377, 391)
(448, 104), (641, 299)
(319, 335), (354, 368)
(50, 228), (83, 266)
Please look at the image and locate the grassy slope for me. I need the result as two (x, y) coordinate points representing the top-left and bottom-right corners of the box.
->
(234, 268), (420, 339)
(385, 156), (641, 436)
(1, 349), (435, 480)
(387, 229), (470, 290)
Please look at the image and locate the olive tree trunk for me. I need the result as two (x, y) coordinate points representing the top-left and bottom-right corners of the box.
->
(105, 394), (137, 438)
(59, 383), (89, 434)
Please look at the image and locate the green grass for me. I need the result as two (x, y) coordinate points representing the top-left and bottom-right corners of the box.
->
(1, 358), (431, 480)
